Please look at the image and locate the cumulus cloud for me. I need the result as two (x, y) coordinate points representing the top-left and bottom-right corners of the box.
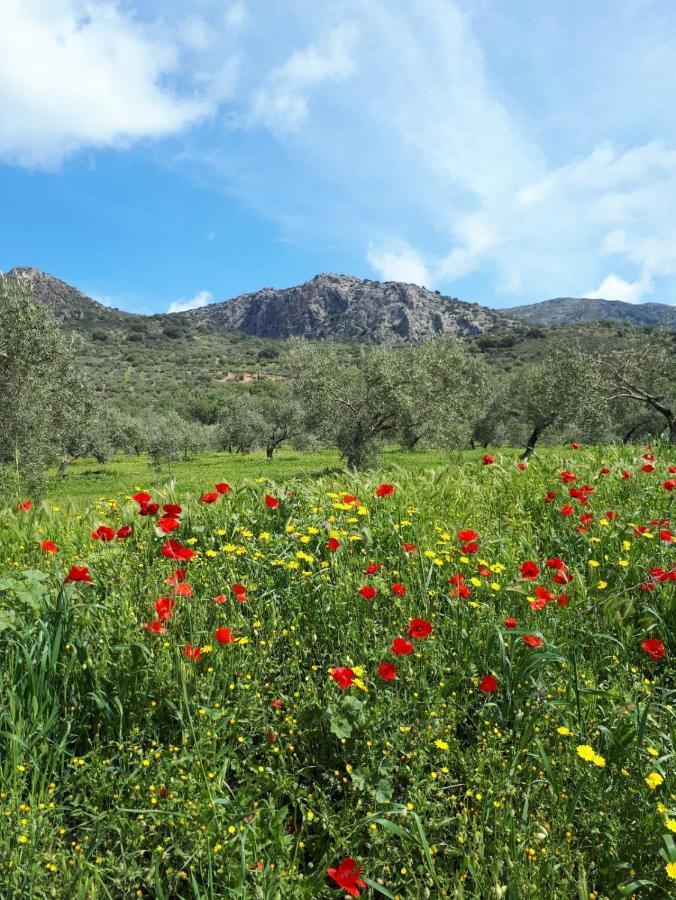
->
(168, 290), (213, 313)
(586, 274), (652, 303)
(249, 23), (358, 132)
(0, 0), (228, 168)
(367, 244), (432, 286)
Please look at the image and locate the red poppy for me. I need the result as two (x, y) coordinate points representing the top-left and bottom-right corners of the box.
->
(40, 540), (58, 554)
(232, 583), (247, 597)
(378, 662), (397, 682)
(166, 568), (186, 585)
(201, 491), (219, 504)
(569, 487), (589, 505)
(184, 643), (202, 661)
(544, 491), (557, 503)
(215, 627), (236, 645)
(342, 493), (359, 505)
(560, 504), (574, 517)
(560, 470), (576, 484)
(531, 586), (554, 609)
(580, 512), (593, 525)
(641, 463), (655, 473)
(264, 494), (279, 509)
(516, 461), (527, 470)
(155, 596), (175, 621)
(659, 529), (673, 542)
(392, 637), (414, 656)
(479, 674), (498, 693)
(271, 698), (284, 710)
(556, 593), (569, 607)
(553, 569), (572, 585)
(16, 499), (32, 512)
(132, 492), (152, 504)
(215, 482), (231, 494)
(359, 585), (377, 600)
(457, 529), (478, 543)
(116, 524), (133, 539)
(158, 516), (181, 534)
(570, 442), (580, 449)
(407, 618), (432, 639)
(142, 620), (167, 634)
(162, 503), (182, 517)
(331, 667), (354, 689)
(641, 638), (665, 660)
(375, 483), (395, 497)
(161, 540), (196, 561)
(327, 537), (341, 552)
(214, 594), (227, 604)
(519, 560), (539, 580)
(139, 501), (160, 517)
(449, 572), (470, 598)
(64, 565), (93, 584)
(173, 582), (192, 597)
(523, 634), (544, 649)
(599, 466), (611, 475)
(402, 543), (417, 552)
(92, 525), (115, 541)
(621, 470), (632, 480)
(461, 541), (479, 555)
(664, 479), (676, 491)
(545, 557), (565, 571)
(365, 562), (382, 575)
(503, 617), (517, 629)
(327, 857), (366, 897)
(482, 454), (495, 465)
(392, 582), (407, 596)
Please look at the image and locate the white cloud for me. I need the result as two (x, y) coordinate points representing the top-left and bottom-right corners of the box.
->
(586, 273), (652, 303)
(367, 244), (432, 286)
(0, 0), (227, 168)
(249, 23), (358, 132)
(168, 290), (213, 313)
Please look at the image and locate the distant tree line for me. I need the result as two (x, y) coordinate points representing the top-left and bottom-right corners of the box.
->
(1, 272), (674, 499)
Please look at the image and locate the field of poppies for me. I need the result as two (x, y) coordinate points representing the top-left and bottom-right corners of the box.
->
(0, 445), (674, 898)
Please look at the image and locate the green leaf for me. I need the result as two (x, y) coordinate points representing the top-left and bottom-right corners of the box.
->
(330, 714), (352, 739)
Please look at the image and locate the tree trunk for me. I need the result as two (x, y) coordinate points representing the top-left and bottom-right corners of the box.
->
(623, 424), (639, 445)
(469, 438), (476, 450)
(669, 415), (676, 444)
(520, 426), (542, 461)
(57, 455), (72, 477)
(266, 445), (274, 459)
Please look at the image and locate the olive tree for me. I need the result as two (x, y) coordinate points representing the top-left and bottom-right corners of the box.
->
(601, 329), (676, 444)
(0, 272), (89, 497)
(501, 350), (609, 458)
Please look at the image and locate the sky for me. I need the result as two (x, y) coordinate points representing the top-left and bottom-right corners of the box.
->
(2, 0), (676, 313)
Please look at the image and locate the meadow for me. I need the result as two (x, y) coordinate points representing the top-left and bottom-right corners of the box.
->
(0, 445), (674, 898)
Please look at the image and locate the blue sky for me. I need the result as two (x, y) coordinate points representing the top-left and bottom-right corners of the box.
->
(2, 0), (676, 313)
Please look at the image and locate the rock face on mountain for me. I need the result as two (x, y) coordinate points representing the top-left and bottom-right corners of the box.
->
(182, 273), (514, 342)
(503, 296), (675, 329)
(6, 267), (134, 326)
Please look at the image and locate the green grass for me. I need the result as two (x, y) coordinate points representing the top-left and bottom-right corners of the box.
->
(1, 445), (675, 897)
(43, 447), (480, 508)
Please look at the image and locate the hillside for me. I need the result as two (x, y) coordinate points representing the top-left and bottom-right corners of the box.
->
(503, 296), (675, 329)
(4, 267), (674, 416)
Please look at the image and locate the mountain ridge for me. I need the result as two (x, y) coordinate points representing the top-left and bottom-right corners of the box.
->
(5, 266), (675, 340)
(503, 296), (674, 328)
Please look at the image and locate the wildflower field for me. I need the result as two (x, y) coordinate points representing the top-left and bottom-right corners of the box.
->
(1, 446), (675, 898)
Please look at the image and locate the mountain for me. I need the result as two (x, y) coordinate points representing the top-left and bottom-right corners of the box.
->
(179, 273), (514, 342)
(503, 296), (675, 329)
(7, 266), (135, 327)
